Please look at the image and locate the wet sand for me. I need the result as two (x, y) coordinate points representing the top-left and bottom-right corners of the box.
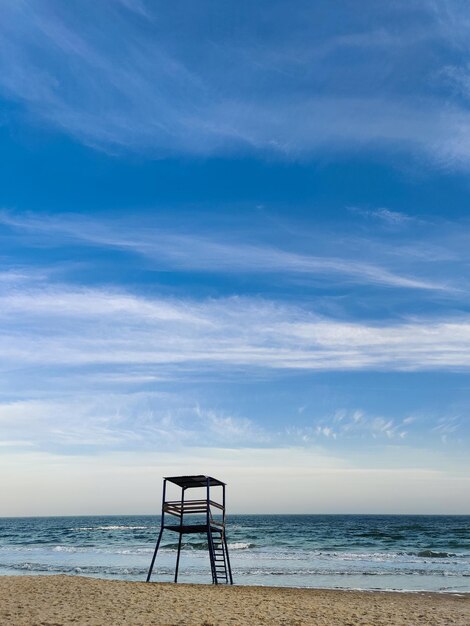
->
(0, 575), (468, 625)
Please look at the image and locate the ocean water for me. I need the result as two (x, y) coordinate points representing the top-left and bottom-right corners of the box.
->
(0, 515), (468, 592)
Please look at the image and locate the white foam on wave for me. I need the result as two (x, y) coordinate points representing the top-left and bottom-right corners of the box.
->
(113, 548), (153, 555)
(314, 551), (467, 565)
(51, 545), (155, 555)
(0, 546), (39, 552)
(53, 546), (77, 553)
(228, 542), (254, 550)
(72, 526), (150, 531)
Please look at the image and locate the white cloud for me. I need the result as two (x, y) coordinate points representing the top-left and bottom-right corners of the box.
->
(432, 415), (463, 435)
(0, 394), (269, 451)
(349, 206), (417, 225)
(116, 0), (150, 18)
(0, 211), (453, 292)
(288, 409), (426, 444)
(1, 286), (470, 374)
(194, 405), (268, 444)
(1, 1), (470, 166)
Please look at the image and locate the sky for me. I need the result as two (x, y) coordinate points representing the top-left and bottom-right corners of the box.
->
(0, 0), (469, 515)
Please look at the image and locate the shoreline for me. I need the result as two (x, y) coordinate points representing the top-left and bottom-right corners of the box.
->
(2, 572), (470, 594)
(1, 575), (469, 625)
(2, 571), (469, 594)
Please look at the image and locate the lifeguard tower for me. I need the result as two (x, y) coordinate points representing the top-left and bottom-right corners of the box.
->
(146, 475), (233, 585)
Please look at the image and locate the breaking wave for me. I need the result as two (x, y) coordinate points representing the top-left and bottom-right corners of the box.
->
(72, 526), (151, 531)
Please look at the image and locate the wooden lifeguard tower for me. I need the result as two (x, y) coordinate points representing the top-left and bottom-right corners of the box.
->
(146, 475), (233, 585)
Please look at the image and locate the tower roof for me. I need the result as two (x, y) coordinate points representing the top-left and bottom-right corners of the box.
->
(164, 475), (225, 488)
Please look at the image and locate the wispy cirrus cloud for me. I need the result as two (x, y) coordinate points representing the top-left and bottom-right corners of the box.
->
(1, 390), (466, 459)
(288, 409), (413, 443)
(0, 211), (454, 292)
(0, 394), (269, 452)
(349, 206), (417, 226)
(1, 284), (470, 374)
(1, 1), (470, 165)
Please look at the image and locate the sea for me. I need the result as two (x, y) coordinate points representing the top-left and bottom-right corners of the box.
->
(0, 515), (468, 593)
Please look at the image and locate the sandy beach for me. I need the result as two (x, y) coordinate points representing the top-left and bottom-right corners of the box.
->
(0, 576), (468, 626)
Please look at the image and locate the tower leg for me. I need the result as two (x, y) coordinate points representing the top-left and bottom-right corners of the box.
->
(174, 534), (183, 582)
(146, 527), (164, 582)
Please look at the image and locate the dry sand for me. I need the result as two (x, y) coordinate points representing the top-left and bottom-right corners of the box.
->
(0, 575), (468, 626)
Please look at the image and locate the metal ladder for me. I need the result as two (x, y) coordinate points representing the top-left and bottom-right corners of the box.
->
(208, 527), (233, 584)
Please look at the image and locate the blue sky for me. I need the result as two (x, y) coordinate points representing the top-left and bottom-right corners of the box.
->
(0, 0), (469, 515)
